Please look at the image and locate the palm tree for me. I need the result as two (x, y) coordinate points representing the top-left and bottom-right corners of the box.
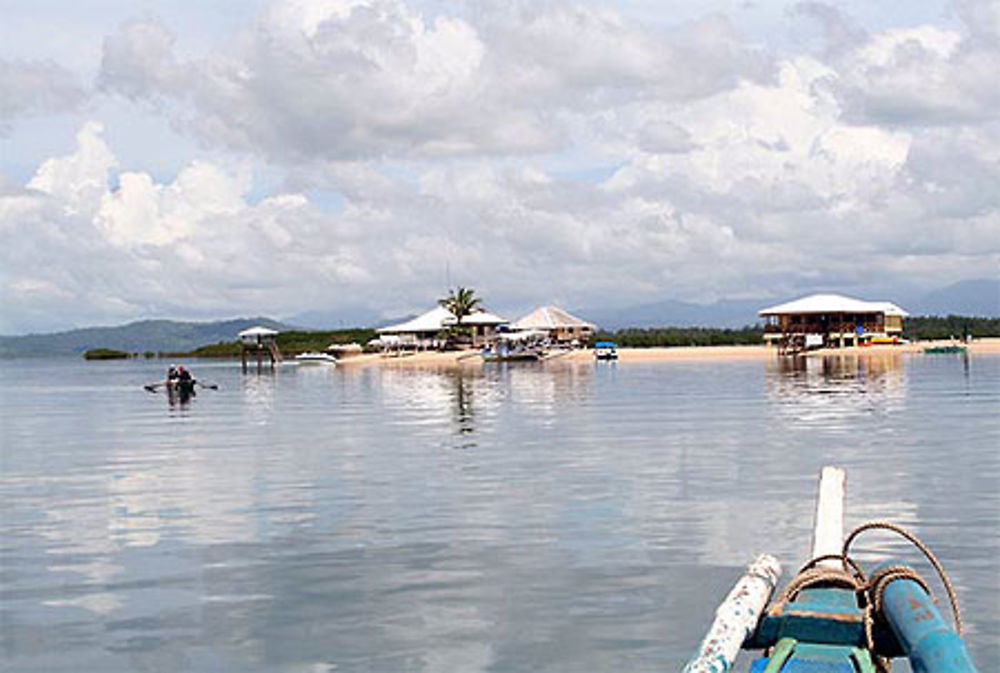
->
(439, 286), (482, 326)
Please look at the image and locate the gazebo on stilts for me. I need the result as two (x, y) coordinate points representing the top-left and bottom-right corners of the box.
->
(238, 326), (282, 372)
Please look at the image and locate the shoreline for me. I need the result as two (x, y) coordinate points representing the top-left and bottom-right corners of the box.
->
(331, 337), (1000, 368)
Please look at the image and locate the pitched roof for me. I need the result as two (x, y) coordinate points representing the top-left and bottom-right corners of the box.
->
(758, 294), (909, 317)
(513, 305), (595, 330)
(377, 306), (508, 333)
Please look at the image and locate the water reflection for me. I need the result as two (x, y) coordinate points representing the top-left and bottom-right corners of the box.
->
(451, 370), (476, 443)
(766, 352), (906, 427)
(241, 370), (277, 424)
(370, 363), (594, 448)
(166, 386), (195, 409)
(2, 355), (996, 672)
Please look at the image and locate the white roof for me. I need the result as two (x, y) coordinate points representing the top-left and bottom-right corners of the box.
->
(513, 305), (595, 330)
(759, 294), (909, 317)
(867, 301), (909, 317)
(238, 325), (279, 337)
(461, 308), (509, 326)
(377, 306), (508, 333)
(498, 329), (548, 342)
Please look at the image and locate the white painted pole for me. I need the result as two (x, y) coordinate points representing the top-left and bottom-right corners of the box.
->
(682, 554), (782, 673)
(811, 466), (846, 568)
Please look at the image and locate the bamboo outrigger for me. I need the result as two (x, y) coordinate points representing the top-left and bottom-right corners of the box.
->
(684, 467), (977, 673)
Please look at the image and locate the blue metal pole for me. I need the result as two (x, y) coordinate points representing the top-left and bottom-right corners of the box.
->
(879, 575), (977, 673)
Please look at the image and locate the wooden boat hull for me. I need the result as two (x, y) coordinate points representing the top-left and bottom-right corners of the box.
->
(684, 467), (977, 673)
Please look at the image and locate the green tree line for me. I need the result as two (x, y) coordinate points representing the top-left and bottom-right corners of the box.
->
(903, 316), (1000, 340)
(161, 328), (378, 358)
(590, 326), (764, 348)
(83, 314), (1000, 358)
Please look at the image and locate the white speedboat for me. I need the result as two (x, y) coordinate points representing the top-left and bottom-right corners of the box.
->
(294, 352), (338, 364)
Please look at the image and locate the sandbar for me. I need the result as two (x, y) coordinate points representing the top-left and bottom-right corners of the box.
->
(332, 338), (999, 368)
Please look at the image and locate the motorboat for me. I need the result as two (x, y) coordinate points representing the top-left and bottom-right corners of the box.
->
(294, 352), (338, 364)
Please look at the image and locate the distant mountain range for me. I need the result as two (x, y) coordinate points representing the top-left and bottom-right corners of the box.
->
(578, 278), (999, 330)
(578, 298), (764, 330)
(905, 278), (999, 318)
(0, 318), (291, 358)
(2, 279), (995, 356)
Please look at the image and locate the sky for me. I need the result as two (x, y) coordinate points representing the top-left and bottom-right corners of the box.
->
(1, 0), (998, 333)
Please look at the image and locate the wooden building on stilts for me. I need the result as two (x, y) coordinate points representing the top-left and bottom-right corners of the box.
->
(759, 294), (908, 355)
(238, 326), (282, 372)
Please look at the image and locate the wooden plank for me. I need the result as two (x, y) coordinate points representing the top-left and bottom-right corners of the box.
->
(812, 466), (846, 568)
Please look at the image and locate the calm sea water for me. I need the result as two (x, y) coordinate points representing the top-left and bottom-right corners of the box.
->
(1, 352), (998, 672)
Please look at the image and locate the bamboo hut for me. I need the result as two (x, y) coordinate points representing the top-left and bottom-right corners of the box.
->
(512, 306), (596, 345)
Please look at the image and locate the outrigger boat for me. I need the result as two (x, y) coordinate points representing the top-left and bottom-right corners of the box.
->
(481, 329), (547, 362)
(166, 378), (197, 396)
(480, 345), (542, 362)
(144, 369), (217, 395)
(684, 466), (977, 673)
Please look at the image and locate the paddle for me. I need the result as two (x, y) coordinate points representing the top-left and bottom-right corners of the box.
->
(195, 380), (219, 390)
(144, 381), (166, 392)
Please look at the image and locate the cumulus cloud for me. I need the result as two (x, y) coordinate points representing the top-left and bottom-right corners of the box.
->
(4, 102), (998, 335)
(96, 0), (772, 161)
(812, 0), (1000, 125)
(4, 2), (1000, 333)
(0, 58), (85, 133)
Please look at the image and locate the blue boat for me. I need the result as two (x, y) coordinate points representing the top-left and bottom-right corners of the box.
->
(594, 341), (618, 360)
(684, 467), (977, 673)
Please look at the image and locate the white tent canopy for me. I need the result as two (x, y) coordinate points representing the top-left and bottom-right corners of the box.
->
(378, 306), (508, 334)
(513, 305), (595, 330)
(237, 326), (279, 344)
(758, 294), (909, 317)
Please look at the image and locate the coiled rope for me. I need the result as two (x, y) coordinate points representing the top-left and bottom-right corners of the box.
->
(843, 520), (964, 638)
(772, 521), (966, 673)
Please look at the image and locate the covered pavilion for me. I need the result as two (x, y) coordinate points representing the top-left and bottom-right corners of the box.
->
(759, 294), (908, 354)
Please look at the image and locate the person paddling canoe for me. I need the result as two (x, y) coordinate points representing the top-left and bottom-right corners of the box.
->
(144, 366), (217, 393)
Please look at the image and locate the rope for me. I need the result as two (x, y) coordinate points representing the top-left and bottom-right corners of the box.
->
(842, 520), (964, 637)
(775, 566), (860, 605)
(774, 520), (966, 673)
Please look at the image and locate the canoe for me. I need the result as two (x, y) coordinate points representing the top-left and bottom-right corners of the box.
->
(166, 379), (196, 396)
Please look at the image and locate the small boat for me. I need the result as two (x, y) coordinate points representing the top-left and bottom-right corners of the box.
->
(683, 467), (976, 673)
(482, 330), (547, 362)
(480, 345), (542, 362)
(166, 378), (197, 396)
(924, 344), (967, 354)
(593, 341), (618, 360)
(295, 352), (338, 364)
